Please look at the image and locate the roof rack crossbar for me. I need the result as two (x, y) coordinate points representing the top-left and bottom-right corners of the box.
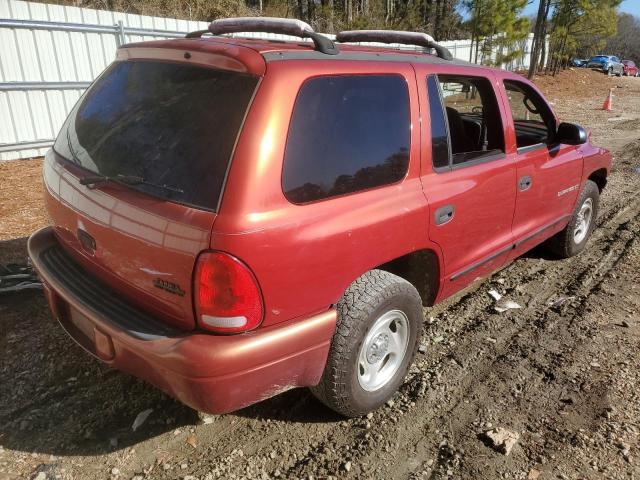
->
(185, 17), (339, 55)
(335, 30), (453, 61)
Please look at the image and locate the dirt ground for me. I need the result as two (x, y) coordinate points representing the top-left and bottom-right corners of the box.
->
(1, 69), (639, 480)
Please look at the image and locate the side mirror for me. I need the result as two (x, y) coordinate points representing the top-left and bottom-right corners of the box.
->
(556, 122), (588, 145)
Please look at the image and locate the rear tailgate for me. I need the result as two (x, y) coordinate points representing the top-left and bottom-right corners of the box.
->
(43, 42), (263, 330)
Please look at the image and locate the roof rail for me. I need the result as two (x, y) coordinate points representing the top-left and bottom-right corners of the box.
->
(186, 17), (339, 55)
(336, 30), (453, 61)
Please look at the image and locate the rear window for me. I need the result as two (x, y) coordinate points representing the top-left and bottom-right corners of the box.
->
(54, 60), (258, 211)
(282, 75), (410, 204)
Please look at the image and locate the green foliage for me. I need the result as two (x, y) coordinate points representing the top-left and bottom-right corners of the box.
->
(547, 0), (622, 71)
(462, 0), (530, 66)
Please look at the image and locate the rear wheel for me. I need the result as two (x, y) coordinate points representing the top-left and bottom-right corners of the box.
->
(547, 180), (600, 258)
(310, 270), (422, 417)
(608, 67), (613, 76)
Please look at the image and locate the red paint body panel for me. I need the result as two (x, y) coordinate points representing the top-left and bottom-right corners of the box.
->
(42, 150), (214, 330)
(414, 65), (517, 297)
(214, 60), (438, 326)
(29, 226), (336, 414)
(30, 35), (613, 413)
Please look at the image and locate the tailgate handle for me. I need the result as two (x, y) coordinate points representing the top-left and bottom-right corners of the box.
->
(435, 205), (455, 225)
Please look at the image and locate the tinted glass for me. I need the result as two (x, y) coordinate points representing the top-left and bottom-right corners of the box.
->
(54, 61), (258, 210)
(283, 75), (410, 203)
(427, 75), (450, 169)
(438, 75), (504, 166)
(504, 80), (555, 149)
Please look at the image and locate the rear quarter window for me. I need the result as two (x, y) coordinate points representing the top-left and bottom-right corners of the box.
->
(282, 75), (411, 204)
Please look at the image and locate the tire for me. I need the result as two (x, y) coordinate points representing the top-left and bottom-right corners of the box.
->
(546, 180), (600, 258)
(310, 269), (423, 417)
(608, 67), (613, 76)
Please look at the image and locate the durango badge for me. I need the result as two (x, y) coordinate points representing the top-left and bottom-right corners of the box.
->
(153, 278), (186, 297)
(557, 184), (579, 197)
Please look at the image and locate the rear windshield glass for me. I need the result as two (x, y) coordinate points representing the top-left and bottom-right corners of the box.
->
(54, 60), (258, 211)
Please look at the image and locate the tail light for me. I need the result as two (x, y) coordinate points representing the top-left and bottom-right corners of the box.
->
(194, 251), (263, 334)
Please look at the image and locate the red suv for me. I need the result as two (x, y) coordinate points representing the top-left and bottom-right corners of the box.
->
(29, 18), (611, 417)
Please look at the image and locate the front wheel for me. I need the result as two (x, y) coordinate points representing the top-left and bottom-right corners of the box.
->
(310, 270), (422, 417)
(546, 180), (600, 258)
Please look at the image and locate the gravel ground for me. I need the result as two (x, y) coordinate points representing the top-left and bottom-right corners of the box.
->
(1, 69), (639, 480)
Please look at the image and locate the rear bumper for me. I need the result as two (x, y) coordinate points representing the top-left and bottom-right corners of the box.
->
(28, 227), (337, 414)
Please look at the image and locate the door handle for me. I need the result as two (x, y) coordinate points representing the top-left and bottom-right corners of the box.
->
(435, 204), (455, 225)
(518, 175), (532, 191)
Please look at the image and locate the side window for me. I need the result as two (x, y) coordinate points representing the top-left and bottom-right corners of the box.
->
(504, 80), (556, 150)
(283, 75), (410, 203)
(426, 75), (450, 169)
(438, 75), (505, 166)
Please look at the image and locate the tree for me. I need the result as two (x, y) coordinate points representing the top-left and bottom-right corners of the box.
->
(605, 13), (640, 61)
(546, 0), (622, 75)
(462, 0), (530, 67)
(528, 0), (552, 78)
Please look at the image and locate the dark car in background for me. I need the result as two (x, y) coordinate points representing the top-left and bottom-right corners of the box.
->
(622, 60), (639, 77)
(570, 58), (587, 68)
(587, 55), (624, 76)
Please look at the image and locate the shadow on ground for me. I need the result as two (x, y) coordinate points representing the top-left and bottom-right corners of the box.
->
(0, 237), (339, 458)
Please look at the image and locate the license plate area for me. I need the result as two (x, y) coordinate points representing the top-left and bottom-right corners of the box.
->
(68, 307), (96, 344)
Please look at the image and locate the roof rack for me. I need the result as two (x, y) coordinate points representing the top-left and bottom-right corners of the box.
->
(336, 30), (453, 61)
(186, 17), (339, 55)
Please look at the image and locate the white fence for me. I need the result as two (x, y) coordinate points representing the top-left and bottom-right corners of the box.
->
(0, 0), (536, 160)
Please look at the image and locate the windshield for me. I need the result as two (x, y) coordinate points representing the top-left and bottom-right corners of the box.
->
(54, 60), (259, 211)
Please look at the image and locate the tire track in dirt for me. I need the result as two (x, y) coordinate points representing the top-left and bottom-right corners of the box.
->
(266, 166), (640, 479)
(104, 135), (640, 479)
(176, 174), (640, 480)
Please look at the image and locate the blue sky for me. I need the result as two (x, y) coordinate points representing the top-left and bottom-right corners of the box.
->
(522, 0), (640, 17)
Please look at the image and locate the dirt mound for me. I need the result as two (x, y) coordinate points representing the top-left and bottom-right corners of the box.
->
(531, 68), (626, 101)
(615, 118), (640, 131)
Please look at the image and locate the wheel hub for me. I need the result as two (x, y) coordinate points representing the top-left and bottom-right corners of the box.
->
(573, 197), (593, 244)
(357, 310), (410, 392)
(366, 333), (390, 363)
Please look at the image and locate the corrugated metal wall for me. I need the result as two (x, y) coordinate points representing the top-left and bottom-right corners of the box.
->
(0, 0), (208, 160)
(0, 0), (536, 161)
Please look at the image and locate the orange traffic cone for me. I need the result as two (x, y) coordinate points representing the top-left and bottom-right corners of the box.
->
(602, 88), (613, 111)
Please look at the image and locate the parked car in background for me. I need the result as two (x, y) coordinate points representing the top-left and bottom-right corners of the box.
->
(622, 60), (639, 77)
(28, 17), (612, 417)
(570, 58), (587, 68)
(587, 55), (624, 76)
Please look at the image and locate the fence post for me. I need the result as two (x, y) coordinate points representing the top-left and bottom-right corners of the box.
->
(115, 20), (125, 47)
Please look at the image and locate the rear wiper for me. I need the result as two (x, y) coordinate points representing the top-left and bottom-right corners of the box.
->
(79, 174), (184, 194)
